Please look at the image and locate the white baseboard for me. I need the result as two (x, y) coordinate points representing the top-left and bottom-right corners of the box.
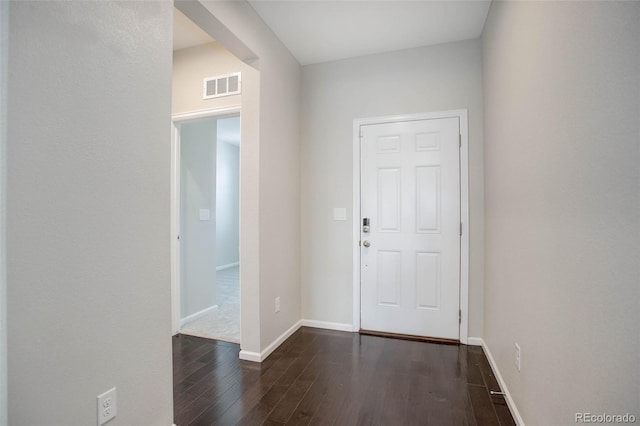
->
(301, 319), (355, 332)
(180, 304), (218, 328)
(478, 338), (525, 426)
(239, 320), (303, 363)
(238, 350), (261, 362)
(216, 262), (239, 271)
(466, 337), (483, 346)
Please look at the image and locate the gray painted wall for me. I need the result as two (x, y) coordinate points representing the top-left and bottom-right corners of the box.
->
(180, 119), (218, 318)
(0, 1), (6, 424)
(300, 39), (485, 337)
(216, 140), (240, 268)
(6, 1), (173, 425)
(482, 1), (639, 423)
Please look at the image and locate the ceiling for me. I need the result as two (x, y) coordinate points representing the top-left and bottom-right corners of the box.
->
(173, 8), (214, 51)
(173, 1), (492, 64)
(248, 1), (492, 65)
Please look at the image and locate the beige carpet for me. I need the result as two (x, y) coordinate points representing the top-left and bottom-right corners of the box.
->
(180, 266), (240, 343)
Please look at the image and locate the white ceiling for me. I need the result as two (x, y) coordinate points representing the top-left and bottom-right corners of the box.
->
(173, 8), (214, 51)
(173, 2), (492, 65)
(248, 0), (492, 65)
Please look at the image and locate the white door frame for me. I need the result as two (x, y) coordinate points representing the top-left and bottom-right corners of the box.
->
(352, 110), (470, 344)
(171, 106), (241, 335)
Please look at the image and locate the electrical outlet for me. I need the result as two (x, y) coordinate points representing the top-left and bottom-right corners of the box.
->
(514, 343), (521, 372)
(275, 296), (281, 313)
(97, 387), (117, 426)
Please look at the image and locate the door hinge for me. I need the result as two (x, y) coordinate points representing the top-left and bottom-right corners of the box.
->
(460, 222), (462, 236)
(459, 310), (462, 324)
(459, 134), (462, 147)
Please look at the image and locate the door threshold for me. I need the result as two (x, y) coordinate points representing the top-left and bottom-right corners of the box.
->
(359, 329), (459, 345)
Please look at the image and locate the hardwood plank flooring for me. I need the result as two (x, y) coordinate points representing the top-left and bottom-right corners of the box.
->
(173, 327), (516, 426)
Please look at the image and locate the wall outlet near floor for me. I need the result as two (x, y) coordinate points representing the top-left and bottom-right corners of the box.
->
(514, 343), (521, 372)
(97, 387), (117, 425)
(275, 296), (281, 313)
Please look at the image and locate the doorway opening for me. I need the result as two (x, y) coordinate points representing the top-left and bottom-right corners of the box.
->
(171, 5), (249, 345)
(172, 113), (240, 343)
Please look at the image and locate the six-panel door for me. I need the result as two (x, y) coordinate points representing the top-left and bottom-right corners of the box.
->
(360, 117), (460, 340)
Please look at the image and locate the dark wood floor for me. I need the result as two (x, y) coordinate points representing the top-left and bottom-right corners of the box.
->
(173, 327), (515, 426)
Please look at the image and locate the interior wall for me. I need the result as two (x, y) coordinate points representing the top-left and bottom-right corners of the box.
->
(6, 1), (174, 425)
(216, 140), (240, 268)
(180, 119), (218, 318)
(482, 1), (639, 423)
(172, 42), (242, 114)
(0, 1), (7, 424)
(300, 39), (485, 336)
(198, 0), (302, 352)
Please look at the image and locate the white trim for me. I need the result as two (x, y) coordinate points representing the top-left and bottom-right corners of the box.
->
(172, 106), (241, 123)
(458, 110), (470, 345)
(180, 305), (218, 328)
(301, 320), (355, 332)
(466, 337), (483, 346)
(259, 320), (302, 361)
(170, 124), (181, 335)
(239, 320), (302, 362)
(238, 350), (261, 362)
(170, 106), (241, 335)
(216, 262), (239, 271)
(352, 122), (361, 332)
(352, 110), (470, 343)
(479, 338), (526, 426)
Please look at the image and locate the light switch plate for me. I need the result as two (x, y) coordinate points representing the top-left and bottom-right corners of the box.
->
(333, 208), (347, 221)
(199, 209), (210, 221)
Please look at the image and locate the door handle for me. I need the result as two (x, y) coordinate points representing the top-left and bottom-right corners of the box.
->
(362, 240), (371, 248)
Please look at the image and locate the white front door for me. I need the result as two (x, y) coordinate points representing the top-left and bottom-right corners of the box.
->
(360, 117), (460, 340)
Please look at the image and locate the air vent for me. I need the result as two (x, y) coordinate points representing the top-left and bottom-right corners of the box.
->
(203, 72), (241, 99)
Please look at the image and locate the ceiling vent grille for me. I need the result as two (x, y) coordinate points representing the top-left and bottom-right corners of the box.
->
(203, 72), (241, 100)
